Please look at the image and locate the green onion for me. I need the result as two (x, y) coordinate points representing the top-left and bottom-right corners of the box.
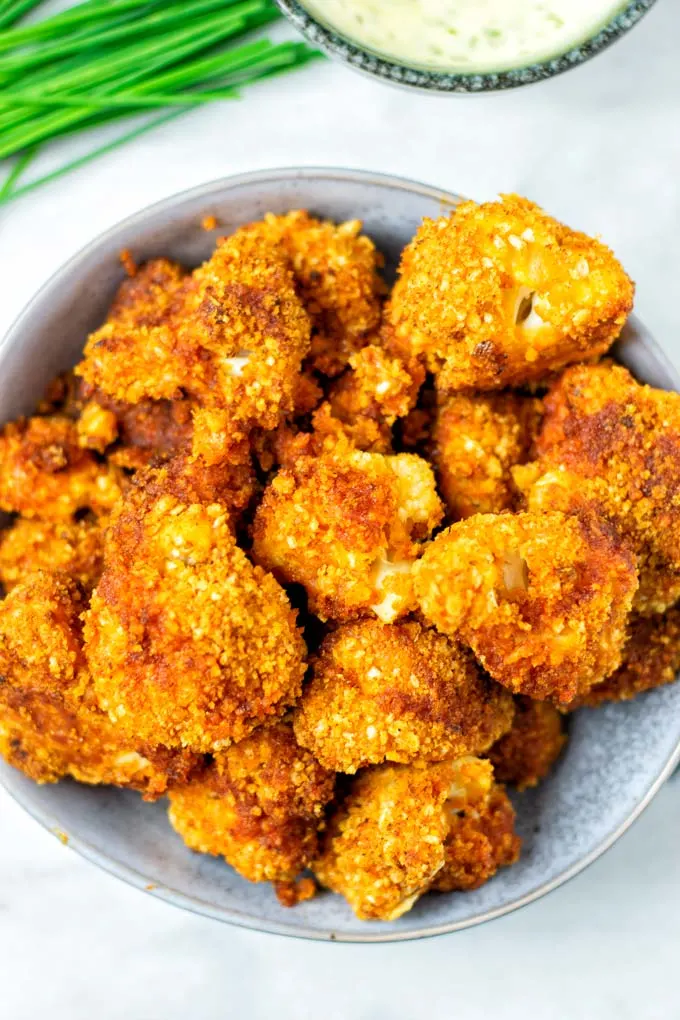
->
(0, 0), (321, 205)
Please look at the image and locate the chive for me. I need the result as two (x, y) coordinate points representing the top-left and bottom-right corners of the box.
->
(0, 0), (321, 203)
(0, 0), (44, 31)
(0, 144), (37, 199)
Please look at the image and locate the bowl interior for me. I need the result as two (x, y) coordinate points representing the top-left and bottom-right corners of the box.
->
(1, 168), (679, 942)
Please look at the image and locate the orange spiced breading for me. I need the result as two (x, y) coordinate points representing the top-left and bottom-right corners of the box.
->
(314, 757), (518, 920)
(388, 195), (633, 390)
(414, 511), (638, 705)
(84, 490), (306, 753)
(0, 516), (103, 593)
(433, 390), (542, 519)
(252, 438), (443, 623)
(0, 574), (197, 795)
(488, 697), (567, 790)
(514, 361), (680, 615)
(168, 722), (335, 889)
(0, 416), (122, 519)
(243, 211), (385, 376)
(78, 234), (311, 462)
(313, 344), (425, 452)
(570, 608), (680, 709)
(293, 619), (514, 773)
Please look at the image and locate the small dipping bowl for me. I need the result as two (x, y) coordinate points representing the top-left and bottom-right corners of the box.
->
(275, 0), (657, 94)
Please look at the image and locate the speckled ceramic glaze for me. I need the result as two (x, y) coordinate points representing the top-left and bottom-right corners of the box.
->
(1, 168), (679, 942)
(275, 1), (657, 93)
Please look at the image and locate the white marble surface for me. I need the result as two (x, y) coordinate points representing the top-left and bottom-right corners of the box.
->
(1, 2), (680, 1016)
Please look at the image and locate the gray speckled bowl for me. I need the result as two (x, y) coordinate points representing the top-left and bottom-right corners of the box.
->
(276, 1), (657, 94)
(1, 168), (680, 942)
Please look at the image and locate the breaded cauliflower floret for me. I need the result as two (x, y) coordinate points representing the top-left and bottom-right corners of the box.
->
(414, 511), (638, 704)
(244, 211), (385, 376)
(569, 608), (680, 709)
(433, 768), (520, 892)
(0, 516), (103, 593)
(294, 619), (514, 773)
(313, 345), (424, 452)
(78, 236), (311, 462)
(488, 697), (567, 790)
(252, 438), (443, 622)
(433, 390), (542, 519)
(84, 491), (306, 752)
(514, 362), (680, 615)
(0, 416), (122, 519)
(76, 400), (119, 453)
(125, 451), (256, 523)
(168, 722), (335, 890)
(76, 259), (188, 404)
(388, 195), (634, 390)
(0, 574), (197, 796)
(314, 757), (518, 920)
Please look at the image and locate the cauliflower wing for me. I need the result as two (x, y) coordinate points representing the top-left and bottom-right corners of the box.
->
(314, 756), (518, 920)
(514, 361), (680, 614)
(433, 390), (542, 519)
(414, 511), (638, 704)
(252, 438), (443, 622)
(294, 618), (514, 772)
(488, 696), (567, 790)
(84, 490), (306, 752)
(388, 195), (633, 390)
(0, 416), (122, 519)
(0, 516), (103, 593)
(0, 573), (197, 796)
(243, 211), (385, 376)
(168, 722), (335, 889)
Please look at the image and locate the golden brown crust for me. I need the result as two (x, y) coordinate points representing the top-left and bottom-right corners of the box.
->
(0, 573), (198, 796)
(243, 211), (385, 376)
(168, 722), (335, 884)
(314, 757), (518, 920)
(433, 785), (521, 892)
(84, 490), (306, 752)
(433, 390), (542, 519)
(388, 195), (633, 390)
(252, 439), (443, 623)
(294, 618), (514, 772)
(488, 696), (567, 790)
(570, 608), (680, 708)
(514, 361), (680, 615)
(0, 516), (104, 593)
(414, 511), (638, 704)
(0, 416), (122, 519)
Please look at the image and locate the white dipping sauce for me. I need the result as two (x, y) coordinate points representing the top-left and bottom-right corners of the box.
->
(302, 0), (628, 72)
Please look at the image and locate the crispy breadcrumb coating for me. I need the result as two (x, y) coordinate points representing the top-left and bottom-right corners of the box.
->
(294, 618), (514, 772)
(414, 511), (638, 704)
(488, 697), (567, 790)
(0, 574), (197, 795)
(79, 388), (195, 469)
(78, 236), (311, 462)
(314, 757), (518, 920)
(313, 345), (424, 453)
(84, 491), (306, 752)
(570, 608), (680, 709)
(433, 390), (542, 519)
(244, 211), (385, 376)
(0, 416), (122, 519)
(514, 361), (680, 615)
(0, 516), (103, 593)
(76, 400), (118, 453)
(433, 779), (520, 892)
(168, 722), (335, 886)
(388, 195), (633, 390)
(252, 438), (443, 622)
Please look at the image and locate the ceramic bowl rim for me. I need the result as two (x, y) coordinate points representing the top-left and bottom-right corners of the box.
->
(1, 165), (679, 943)
(275, 0), (657, 95)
